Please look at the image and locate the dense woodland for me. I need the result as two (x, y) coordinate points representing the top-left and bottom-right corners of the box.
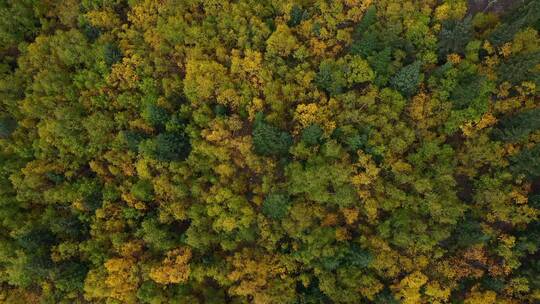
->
(0, 0), (539, 303)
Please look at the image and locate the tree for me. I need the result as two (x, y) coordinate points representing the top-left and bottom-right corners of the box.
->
(510, 144), (540, 180)
(103, 42), (122, 66)
(315, 59), (347, 96)
(301, 124), (324, 146)
(438, 17), (473, 57)
(492, 108), (540, 142)
(266, 24), (298, 57)
(139, 132), (191, 162)
(261, 192), (290, 220)
(149, 247), (191, 285)
(142, 103), (170, 128)
(0, 115), (16, 138)
(252, 113), (292, 157)
(497, 52), (540, 86)
(131, 179), (154, 202)
(288, 5), (308, 27)
(390, 61), (423, 97)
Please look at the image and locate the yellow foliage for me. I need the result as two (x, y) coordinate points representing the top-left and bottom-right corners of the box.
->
(184, 58), (229, 103)
(434, 0), (467, 21)
(517, 81), (537, 97)
(352, 151), (380, 187)
(231, 49), (264, 79)
(321, 213), (339, 227)
(294, 103), (319, 127)
(483, 40), (495, 55)
(84, 268), (110, 302)
(464, 290), (497, 304)
(150, 247), (192, 285)
(217, 88), (242, 109)
(510, 190), (528, 205)
(409, 91), (430, 121)
(500, 43), (513, 58)
(104, 257), (139, 304)
(424, 281), (451, 303)
(461, 112), (498, 137)
(447, 53), (462, 64)
(228, 249), (291, 304)
(367, 237), (402, 277)
(341, 207), (359, 225)
(107, 55), (144, 90)
(120, 241), (144, 258)
(511, 28), (540, 54)
(248, 98), (265, 121)
(128, 0), (164, 29)
(215, 163), (235, 179)
(266, 24), (298, 57)
(395, 271), (429, 304)
(86, 9), (122, 29)
(335, 227), (351, 241)
(294, 102), (336, 134)
(310, 38), (329, 57)
(122, 193), (147, 210)
(135, 159), (152, 179)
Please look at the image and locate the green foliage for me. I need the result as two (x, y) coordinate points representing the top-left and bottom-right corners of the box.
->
(301, 124), (323, 146)
(497, 51), (540, 86)
(131, 179), (154, 202)
(438, 17), (473, 57)
(510, 144), (540, 180)
(139, 132), (191, 161)
(316, 56), (373, 96)
(0, 0), (39, 50)
(252, 113), (292, 157)
(390, 61), (422, 97)
(103, 42), (122, 66)
(137, 217), (178, 251)
(450, 73), (485, 110)
(354, 5), (377, 39)
(81, 22), (101, 42)
(120, 130), (146, 152)
(489, 0), (540, 45)
(137, 281), (168, 304)
(0, 115), (16, 138)
(319, 244), (372, 271)
(52, 262), (88, 294)
(142, 103), (170, 128)
(287, 146), (357, 208)
(368, 47), (393, 86)
(315, 59), (347, 96)
(350, 6), (379, 57)
(261, 192), (290, 220)
(492, 108), (540, 142)
(214, 104), (228, 117)
(288, 5), (308, 27)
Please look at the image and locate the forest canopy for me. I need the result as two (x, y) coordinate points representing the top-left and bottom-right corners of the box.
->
(0, 0), (539, 303)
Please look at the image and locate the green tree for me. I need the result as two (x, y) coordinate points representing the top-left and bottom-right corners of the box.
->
(0, 115), (16, 138)
(510, 144), (540, 180)
(252, 113), (292, 157)
(139, 132), (191, 162)
(131, 179), (154, 202)
(261, 192), (290, 220)
(492, 108), (540, 142)
(438, 17), (473, 57)
(301, 124), (324, 146)
(390, 61), (423, 97)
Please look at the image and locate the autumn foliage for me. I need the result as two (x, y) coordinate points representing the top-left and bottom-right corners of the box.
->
(0, 0), (539, 303)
